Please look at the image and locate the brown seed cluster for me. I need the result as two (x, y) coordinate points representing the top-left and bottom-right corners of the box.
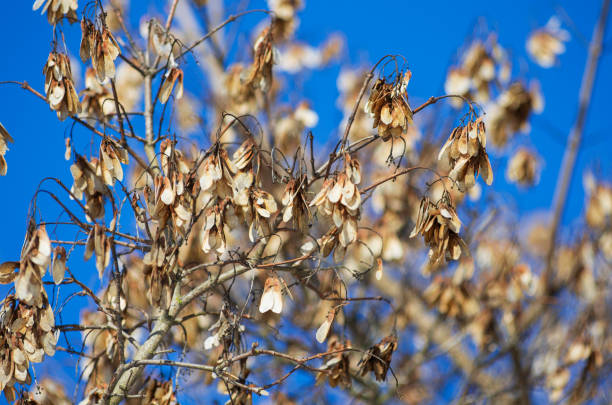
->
(99, 138), (129, 186)
(0, 227), (58, 401)
(316, 337), (352, 388)
(80, 67), (115, 123)
(231, 140), (279, 243)
(197, 138), (280, 252)
(410, 196), (467, 266)
(268, 0), (303, 42)
(486, 81), (543, 148)
(33, 0), (78, 25)
(584, 175), (612, 230)
(527, 17), (569, 68)
(244, 28), (275, 92)
(70, 139), (128, 221)
(365, 71), (413, 141)
(438, 117), (493, 190)
(223, 26), (278, 115)
(15, 226), (52, 308)
(80, 18), (120, 82)
(357, 335), (398, 382)
(199, 147), (235, 205)
(141, 142), (198, 285)
(444, 37), (510, 106)
(506, 148), (539, 186)
(224, 64), (258, 114)
(309, 154), (361, 260)
(0, 295), (57, 403)
(281, 175), (311, 232)
(200, 198), (237, 254)
(43, 52), (81, 121)
(424, 276), (479, 319)
(70, 155), (107, 220)
(142, 378), (177, 405)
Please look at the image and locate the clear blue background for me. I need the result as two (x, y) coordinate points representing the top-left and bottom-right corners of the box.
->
(0, 0), (610, 403)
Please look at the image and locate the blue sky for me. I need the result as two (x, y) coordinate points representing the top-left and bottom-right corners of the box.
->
(0, 0), (610, 403)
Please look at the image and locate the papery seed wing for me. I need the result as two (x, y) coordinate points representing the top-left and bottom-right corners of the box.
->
(271, 290), (283, 314)
(259, 290), (274, 313)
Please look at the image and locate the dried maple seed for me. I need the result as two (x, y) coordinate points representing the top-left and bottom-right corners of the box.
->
(259, 277), (283, 314)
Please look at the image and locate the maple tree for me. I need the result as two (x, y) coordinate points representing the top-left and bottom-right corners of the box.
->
(0, 0), (611, 404)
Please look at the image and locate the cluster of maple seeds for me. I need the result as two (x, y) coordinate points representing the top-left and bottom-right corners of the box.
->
(365, 70), (413, 141)
(280, 174), (311, 232)
(268, 0), (303, 40)
(14, 226), (52, 308)
(526, 17), (570, 68)
(223, 27), (277, 116)
(506, 148), (539, 186)
(357, 335), (398, 382)
(444, 37), (510, 107)
(410, 195), (467, 266)
(0, 296), (57, 402)
(141, 379), (178, 405)
(309, 154), (362, 261)
(584, 175), (612, 230)
(200, 198), (237, 255)
(142, 141), (195, 237)
(317, 324), (399, 387)
(224, 64), (259, 114)
(231, 140), (278, 243)
(70, 138), (128, 222)
(99, 138), (129, 185)
(70, 155), (106, 220)
(486, 81), (543, 148)
(244, 28), (276, 92)
(79, 67), (115, 123)
(43, 52), (81, 121)
(33, 0), (78, 25)
(79, 17), (120, 82)
(197, 139), (279, 254)
(423, 276), (479, 319)
(0, 226), (58, 401)
(438, 116), (493, 191)
(317, 336), (352, 388)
